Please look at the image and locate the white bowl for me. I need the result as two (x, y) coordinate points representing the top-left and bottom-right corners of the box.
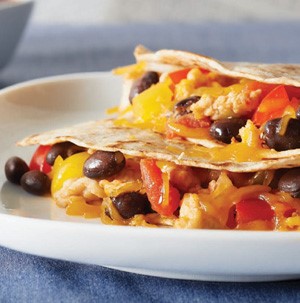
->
(0, 0), (34, 69)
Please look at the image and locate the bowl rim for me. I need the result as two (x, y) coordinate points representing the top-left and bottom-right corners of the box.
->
(0, 0), (34, 11)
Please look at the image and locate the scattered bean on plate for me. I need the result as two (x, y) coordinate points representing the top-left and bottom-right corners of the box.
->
(20, 170), (50, 196)
(5, 156), (29, 184)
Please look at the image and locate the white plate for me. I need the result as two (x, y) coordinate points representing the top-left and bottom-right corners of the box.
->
(1, 72), (300, 282)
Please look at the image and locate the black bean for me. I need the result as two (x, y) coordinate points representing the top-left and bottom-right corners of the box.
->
(129, 71), (159, 103)
(209, 118), (247, 144)
(83, 150), (126, 179)
(20, 170), (50, 195)
(262, 118), (300, 151)
(278, 168), (300, 198)
(268, 169), (288, 189)
(46, 142), (85, 165)
(5, 157), (29, 184)
(175, 96), (201, 115)
(296, 107), (300, 120)
(111, 192), (151, 219)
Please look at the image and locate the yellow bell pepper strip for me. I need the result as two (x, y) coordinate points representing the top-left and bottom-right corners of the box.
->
(51, 152), (90, 194)
(131, 82), (173, 133)
(66, 196), (101, 219)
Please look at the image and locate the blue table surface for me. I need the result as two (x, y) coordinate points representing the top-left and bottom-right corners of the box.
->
(1, 21), (300, 302)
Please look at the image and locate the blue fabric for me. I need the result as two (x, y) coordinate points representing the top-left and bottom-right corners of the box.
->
(1, 21), (300, 85)
(1, 246), (300, 303)
(1, 22), (300, 302)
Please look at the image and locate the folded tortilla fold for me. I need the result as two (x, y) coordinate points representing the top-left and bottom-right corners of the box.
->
(134, 45), (300, 87)
(18, 47), (300, 173)
(119, 46), (300, 149)
(17, 119), (300, 173)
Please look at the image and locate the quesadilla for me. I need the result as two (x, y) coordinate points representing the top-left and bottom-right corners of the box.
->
(9, 46), (300, 231)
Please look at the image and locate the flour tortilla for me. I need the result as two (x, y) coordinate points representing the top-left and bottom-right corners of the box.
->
(18, 48), (300, 172)
(134, 45), (300, 87)
(18, 119), (300, 173)
(121, 46), (300, 148)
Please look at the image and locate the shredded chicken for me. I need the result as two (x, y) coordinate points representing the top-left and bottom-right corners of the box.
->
(191, 88), (261, 120)
(53, 159), (143, 208)
(54, 177), (105, 208)
(174, 194), (203, 228)
(111, 158), (141, 182)
(100, 179), (144, 198)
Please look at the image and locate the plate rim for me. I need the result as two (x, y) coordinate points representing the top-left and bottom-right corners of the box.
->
(0, 71), (113, 96)
(1, 209), (300, 240)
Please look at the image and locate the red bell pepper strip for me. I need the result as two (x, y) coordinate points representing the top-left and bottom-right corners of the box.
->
(168, 67), (209, 84)
(236, 198), (275, 224)
(226, 198), (275, 229)
(252, 85), (295, 126)
(29, 145), (52, 174)
(140, 159), (180, 216)
(245, 81), (277, 100)
(169, 68), (191, 84)
(285, 85), (300, 100)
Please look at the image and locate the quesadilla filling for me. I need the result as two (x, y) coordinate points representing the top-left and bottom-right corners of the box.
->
(46, 151), (300, 230)
(5, 141), (300, 231)
(114, 64), (300, 154)
(5, 49), (300, 231)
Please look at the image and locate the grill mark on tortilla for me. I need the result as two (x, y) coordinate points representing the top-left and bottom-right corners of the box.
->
(17, 119), (300, 173)
(16, 47), (300, 172)
(134, 45), (300, 87)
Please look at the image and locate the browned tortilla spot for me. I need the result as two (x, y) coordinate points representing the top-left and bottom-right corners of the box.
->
(135, 45), (300, 87)
(17, 119), (300, 173)
(17, 47), (300, 172)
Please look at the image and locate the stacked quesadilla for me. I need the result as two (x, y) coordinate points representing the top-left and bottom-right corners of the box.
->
(15, 46), (300, 230)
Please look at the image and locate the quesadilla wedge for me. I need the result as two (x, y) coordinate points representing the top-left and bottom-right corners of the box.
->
(114, 45), (300, 152)
(16, 119), (300, 172)
(6, 47), (300, 231)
